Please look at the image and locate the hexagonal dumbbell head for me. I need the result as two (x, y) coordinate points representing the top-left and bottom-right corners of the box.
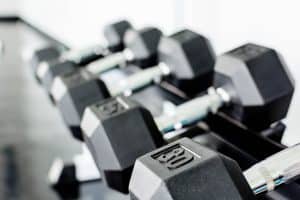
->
(39, 21), (133, 92)
(51, 69), (110, 141)
(124, 27), (163, 68)
(81, 96), (164, 193)
(38, 47), (105, 95)
(48, 160), (80, 199)
(31, 46), (62, 77)
(214, 43), (295, 130)
(129, 138), (255, 200)
(104, 20), (133, 52)
(158, 29), (215, 95)
(39, 60), (78, 93)
(48, 155), (101, 199)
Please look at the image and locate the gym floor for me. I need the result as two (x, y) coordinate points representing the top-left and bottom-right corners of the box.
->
(0, 21), (128, 199)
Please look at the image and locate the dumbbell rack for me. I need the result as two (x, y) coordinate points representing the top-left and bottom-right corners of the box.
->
(204, 114), (300, 200)
(64, 84), (300, 200)
(0, 18), (299, 200)
(68, 115), (300, 200)
(149, 82), (300, 200)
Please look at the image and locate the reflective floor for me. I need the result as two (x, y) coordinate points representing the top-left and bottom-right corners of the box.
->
(0, 21), (128, 200)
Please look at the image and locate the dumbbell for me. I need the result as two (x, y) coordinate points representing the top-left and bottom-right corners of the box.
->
(31, 19), (131, 78)
(129, 138), (300, 200)
(52, 29), (215, 141)
(51, 27), (162, 140)
(48, 148), (100, 198)
(80, 43), (294, 193)
(81, 24), (165, 78)
(30, 45), (64, 77)
(36, 20), (133, 92)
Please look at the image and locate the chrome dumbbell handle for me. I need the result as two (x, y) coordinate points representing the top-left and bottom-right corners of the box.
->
(108, 63), (170, 96)
(244, 144), (300, 195)
(86, 48), (134, 74)
(156, 87), (230, 134)
(63, 44), (107, 64)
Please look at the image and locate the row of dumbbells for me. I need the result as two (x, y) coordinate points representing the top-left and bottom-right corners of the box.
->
(29, 20), (300, 199)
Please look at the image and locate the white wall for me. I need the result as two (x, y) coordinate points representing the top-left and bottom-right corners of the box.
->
(15, 0), (300, 145)
(0, 0), (19, 16)
(19, 0), (178, 47)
